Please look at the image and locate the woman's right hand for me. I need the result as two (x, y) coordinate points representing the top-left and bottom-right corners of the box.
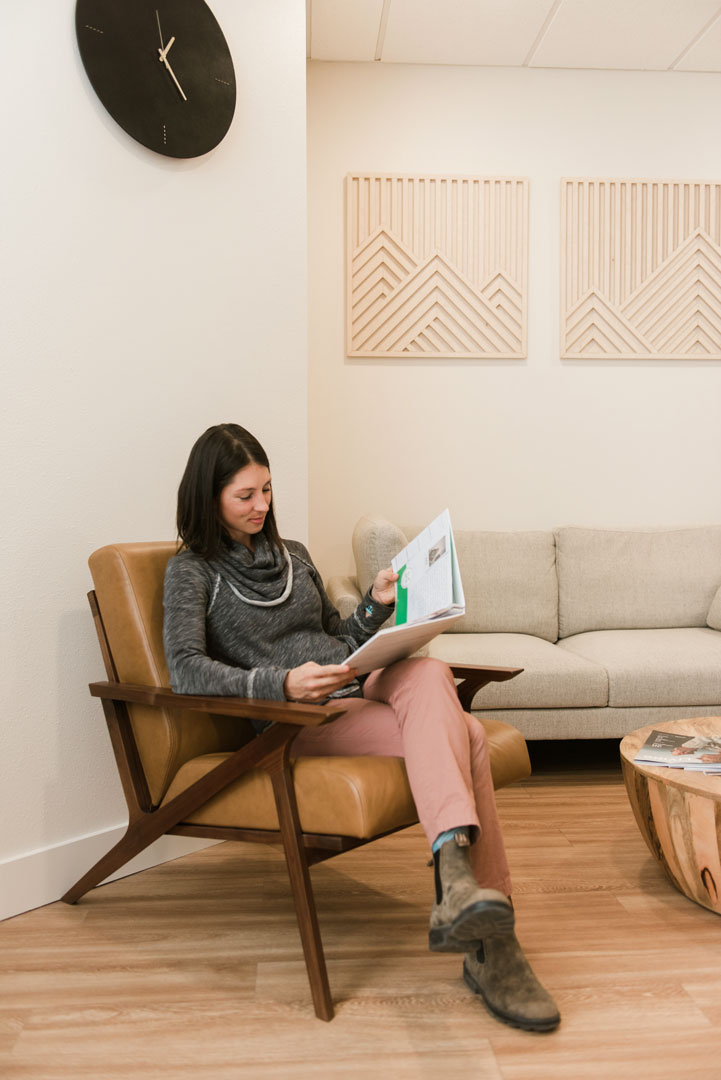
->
(283, 661), (357, 703)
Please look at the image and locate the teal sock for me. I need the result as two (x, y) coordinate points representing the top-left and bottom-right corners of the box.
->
(432, 827), (470, 853)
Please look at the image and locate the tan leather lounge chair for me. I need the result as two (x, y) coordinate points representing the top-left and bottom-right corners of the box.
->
(62, 542), (531, 1020)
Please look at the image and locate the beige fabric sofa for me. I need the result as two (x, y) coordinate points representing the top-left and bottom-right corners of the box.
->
(327, 519), (721, 740)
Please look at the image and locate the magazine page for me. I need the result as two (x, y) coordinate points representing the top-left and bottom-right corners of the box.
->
(634, 730), (721, 771)
(391, 509), (464, 625)
(343, 611), (464, 677)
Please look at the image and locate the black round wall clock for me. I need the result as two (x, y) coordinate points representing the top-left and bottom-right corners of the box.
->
(76, 0), (236, 158)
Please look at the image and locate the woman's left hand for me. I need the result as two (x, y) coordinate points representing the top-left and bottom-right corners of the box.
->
(371, 566), (398, 606)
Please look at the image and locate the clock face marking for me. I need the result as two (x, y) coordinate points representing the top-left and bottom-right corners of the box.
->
(76, 0), (236, 158)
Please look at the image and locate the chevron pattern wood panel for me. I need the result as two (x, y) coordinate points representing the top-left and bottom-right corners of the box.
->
(346, 174), (528, 359)
(561, 178), (721, 360)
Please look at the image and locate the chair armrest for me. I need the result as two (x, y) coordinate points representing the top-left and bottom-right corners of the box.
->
(88, 681), (344, 727)
(449, 664), (524, 714)
(326, 574), (362, 619)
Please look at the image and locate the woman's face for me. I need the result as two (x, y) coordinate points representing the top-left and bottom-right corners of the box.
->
(218, 462), (272, 548)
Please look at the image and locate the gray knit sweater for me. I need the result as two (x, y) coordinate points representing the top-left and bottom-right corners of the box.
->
(163, 537), (394, 701)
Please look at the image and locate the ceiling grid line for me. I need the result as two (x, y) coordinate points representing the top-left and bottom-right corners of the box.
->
(523, 0), (566, 68)
(375, 0), (392, 62)
(668, 2), (721, 69)
(308, 0), (721, 72)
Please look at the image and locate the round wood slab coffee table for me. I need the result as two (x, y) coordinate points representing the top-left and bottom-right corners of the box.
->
(620, 717), (721, 914)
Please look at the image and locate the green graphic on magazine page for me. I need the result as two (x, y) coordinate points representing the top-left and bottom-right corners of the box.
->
(395, 564), (409, 625)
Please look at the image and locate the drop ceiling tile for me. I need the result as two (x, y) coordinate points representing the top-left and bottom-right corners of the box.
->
(530, 0), (721, 70)
(674, 11), (721, 71)
(381, 0), (554, 66)
(310, 0), (384, 62)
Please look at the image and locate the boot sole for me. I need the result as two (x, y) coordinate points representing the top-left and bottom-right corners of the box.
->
(463, 962), (561, 1033)
(429, 900), (515, 953)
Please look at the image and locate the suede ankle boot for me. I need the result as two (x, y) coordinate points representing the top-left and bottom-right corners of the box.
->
(463, 932), (560, 1032)
(429, 834), (514, 952)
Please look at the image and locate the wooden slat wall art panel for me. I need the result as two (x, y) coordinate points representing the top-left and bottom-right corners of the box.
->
(346, 174), (528, 359)
(561, 178), (721, 360)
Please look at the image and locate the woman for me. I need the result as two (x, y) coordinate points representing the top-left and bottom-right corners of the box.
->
(163, 423), (560, 1033)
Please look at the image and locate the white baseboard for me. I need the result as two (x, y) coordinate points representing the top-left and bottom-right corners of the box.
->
(0, 826), (218, 922)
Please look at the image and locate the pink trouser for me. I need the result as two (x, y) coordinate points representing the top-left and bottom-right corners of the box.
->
(291, 657), (512, 896)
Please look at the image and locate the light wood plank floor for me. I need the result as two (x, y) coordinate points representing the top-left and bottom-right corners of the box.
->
(3, 744), (721, 1079)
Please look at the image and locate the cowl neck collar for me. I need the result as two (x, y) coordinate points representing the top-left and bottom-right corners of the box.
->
(210, 533), (293, 607)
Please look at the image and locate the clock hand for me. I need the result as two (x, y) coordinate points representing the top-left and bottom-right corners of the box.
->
(158, 35), (175, 60)
(158, 41), (187, 101)
(156, 10), (185, 99)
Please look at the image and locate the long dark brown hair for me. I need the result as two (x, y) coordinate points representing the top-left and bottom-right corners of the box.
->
(176, 424), (282, 558)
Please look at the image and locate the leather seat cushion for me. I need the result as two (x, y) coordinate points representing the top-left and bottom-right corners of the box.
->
(481, 715), (531, 787)
(161, 718), (530, 838)
(162, 754), (419, 838)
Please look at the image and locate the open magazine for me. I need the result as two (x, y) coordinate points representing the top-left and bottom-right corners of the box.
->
(634, 729), (721, 773)
(344, 510), (465, 676)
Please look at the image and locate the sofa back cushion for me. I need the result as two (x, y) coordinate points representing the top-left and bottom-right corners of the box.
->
(556, 525), (721, 638)
(451, 530), (558, 641)
(352, 517), (558, 642)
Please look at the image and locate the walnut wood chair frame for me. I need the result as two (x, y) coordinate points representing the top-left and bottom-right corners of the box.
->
(62, 589), (522, 1021)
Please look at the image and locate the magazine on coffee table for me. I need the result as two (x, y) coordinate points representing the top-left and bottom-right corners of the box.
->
(344, 509), (465, 676)
(633, 729), (721, 773)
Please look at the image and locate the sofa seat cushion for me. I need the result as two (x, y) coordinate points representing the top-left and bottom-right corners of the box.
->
(558, 628), (721, 707)
(162, 754), (419, 839)
(427, 633), (608, 709)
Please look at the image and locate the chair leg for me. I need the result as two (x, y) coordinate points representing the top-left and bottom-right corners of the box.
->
(62, 724), (302, 906)
(268, 758), (334, 1022)
(61, 821), (150, 904)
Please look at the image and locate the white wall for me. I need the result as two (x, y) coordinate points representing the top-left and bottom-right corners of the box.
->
(307, 62), (721, 576)
(0, 0), (308, 919)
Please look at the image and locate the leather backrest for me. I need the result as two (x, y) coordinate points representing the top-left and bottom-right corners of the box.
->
(89, 542), (251, 805)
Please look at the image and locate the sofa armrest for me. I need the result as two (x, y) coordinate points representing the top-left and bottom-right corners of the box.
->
(326, 574), (363, 619)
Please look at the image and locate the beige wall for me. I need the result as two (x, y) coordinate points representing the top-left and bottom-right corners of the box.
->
(307, 62), (721, 577)
(0, 0), (308, 918)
